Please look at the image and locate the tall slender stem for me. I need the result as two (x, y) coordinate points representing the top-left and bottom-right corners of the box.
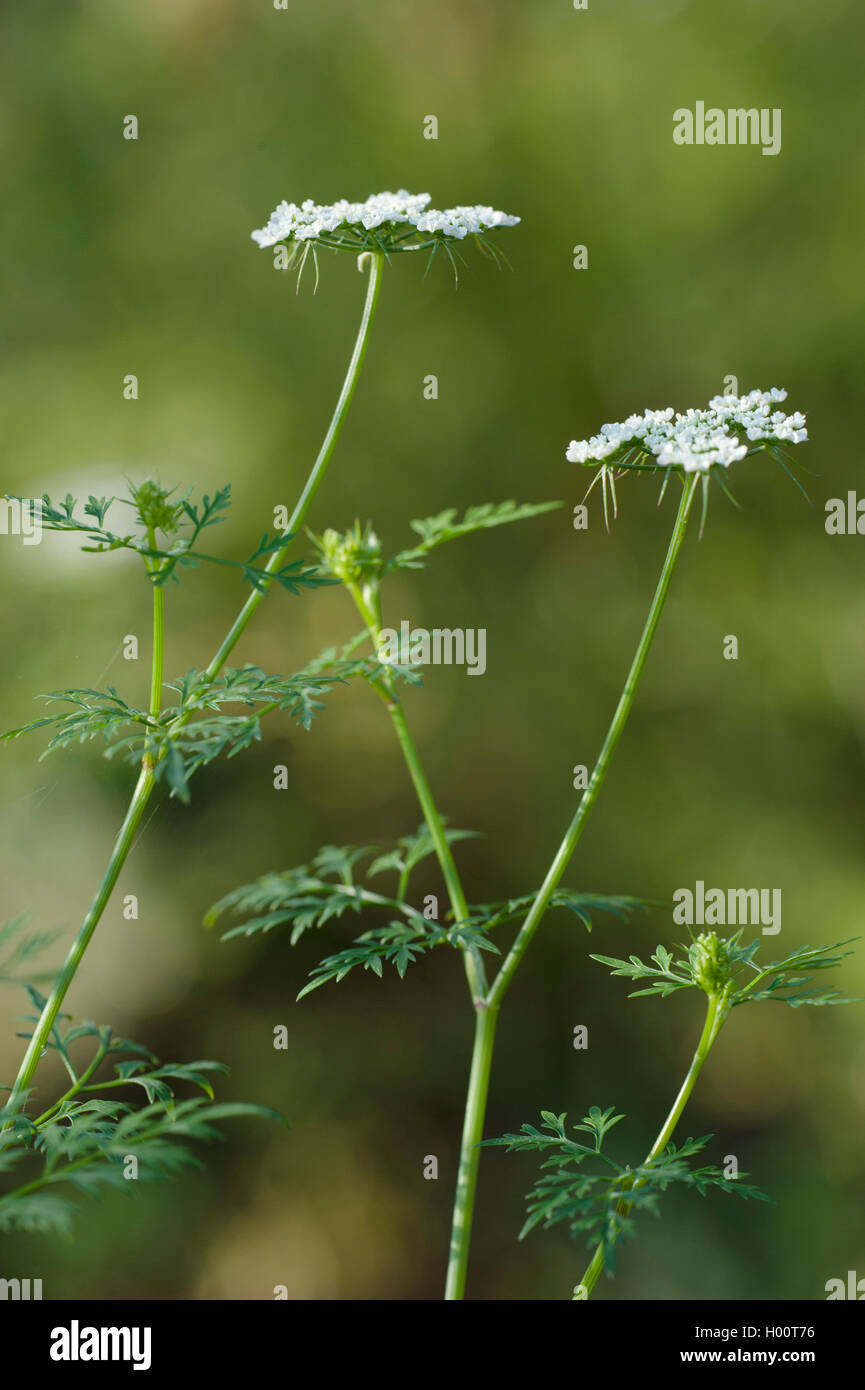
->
(383, 703), (469, 919)
(342, 580), (499, 1295)
(345, 582), (484, 999)
(444, 474), (699, 1299)
(7, 776), (157, 1114)
(204, 253), (383, 682)
(487, 475), (699, 1011)
(444, 1003), (499, 1300)
(6, 258), (384, 1112)
(575, 991), (726, 1300)
(144, 533), (165, 771)
(383, 698), (487, 1003)
(148, 584), (165, 718)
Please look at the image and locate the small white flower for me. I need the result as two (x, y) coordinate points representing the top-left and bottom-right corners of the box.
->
(566, 389), (808, 475)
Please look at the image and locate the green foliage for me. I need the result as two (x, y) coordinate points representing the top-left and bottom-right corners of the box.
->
(208, 846), (378, 944)
(310, 502), (561, 588)
(485, 1107), (768, 1274)
(0, 917), (61, 986)
(7, 486), (331, 593)
(366, 823), (481, 883)
(208, 828), (499, 997)
(203, 529), (333, 596)
(0, 660), (420, 804)
(0, 990), (281, 1236)
(207, 828), (477, 941)
(298, 635), (423, 691)
(295, 916), (500, 999)
(590, 932), (858, 1008)
(208, 833), (652, 999)
(1, 686), (153, 756)
(465, 889), (657, 934)
(383, 500), (562, 574)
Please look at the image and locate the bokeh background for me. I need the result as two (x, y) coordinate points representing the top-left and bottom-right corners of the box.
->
(2, 0), (863, 1300)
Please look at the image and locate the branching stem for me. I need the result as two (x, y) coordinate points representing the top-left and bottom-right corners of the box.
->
(204, 254), (383, 682)
(343, 580), (497, 1293)
(488, 476), (699, 1011)
(6, 765), (156, 1111)
(574, 989), (727, 1300)
(341, 478), (699, 1299)
(445, 475), (699, 1298)
(5, 256), (384, 1113)
(344, 583), (483, 996)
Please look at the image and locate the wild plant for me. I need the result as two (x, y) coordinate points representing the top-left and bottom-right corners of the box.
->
(209, 382), (847, 1298)
(487, 931), (854, 1299)
(0, 190), (520, 1238)
(1, 190), (848, 1303)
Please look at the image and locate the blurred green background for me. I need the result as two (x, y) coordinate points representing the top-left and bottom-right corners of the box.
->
(2, 0), (864, 1300)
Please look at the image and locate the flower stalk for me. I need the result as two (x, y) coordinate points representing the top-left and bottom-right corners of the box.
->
(575, 987), (729, 1300)
(342, 474), (700, 1298)
(204, 252), (383, 681)
(344, 578), (485, 999)
(5, 254), (384, 1113)
(489, 474), (699, 1009)
(445, 474), (700, 1298)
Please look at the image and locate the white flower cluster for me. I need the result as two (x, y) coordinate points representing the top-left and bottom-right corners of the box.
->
(413, 204), (521, 238)
(566, 389), (807, 474)
(706, 389), (808, 444)
(251, 189), (520, 248)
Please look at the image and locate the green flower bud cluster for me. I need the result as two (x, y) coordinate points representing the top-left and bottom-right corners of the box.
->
(133, 481), (180, 535)
(319, 521), (381, 586)
(691, 932), (736, 998)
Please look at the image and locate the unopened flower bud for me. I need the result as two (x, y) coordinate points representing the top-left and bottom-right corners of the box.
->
(692, 932), (735, 997)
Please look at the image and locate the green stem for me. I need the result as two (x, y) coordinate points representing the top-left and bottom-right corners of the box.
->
(6, 259), (384, 1115)
(445, 475), (699, 1300)
(645, 994), (725, 1161)
(144, 531), (165, 769)
(33, 1043), (109, 1127)
(149, 588), (164, 718)
(343, 582), (498, 1299)
(575, 991), (726, 1300)
(444, 1003), (499, 1300)
(204, 252), (383, 682)
(344, 583), (482, 992)
(6, 530), (174, 1112)
(384, 703), (470, 923)
(384, 692), (498, 1295)
(487, 475), (699, 1011)
(6, 765), (156, 1111)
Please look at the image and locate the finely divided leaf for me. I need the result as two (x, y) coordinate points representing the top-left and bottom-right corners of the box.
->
(385, 500), (562, 572)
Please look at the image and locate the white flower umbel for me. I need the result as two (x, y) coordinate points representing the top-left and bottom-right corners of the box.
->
(567, 389), (809, 530)
(567, 389), (807, 474)
(251, 189), (520, 284)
